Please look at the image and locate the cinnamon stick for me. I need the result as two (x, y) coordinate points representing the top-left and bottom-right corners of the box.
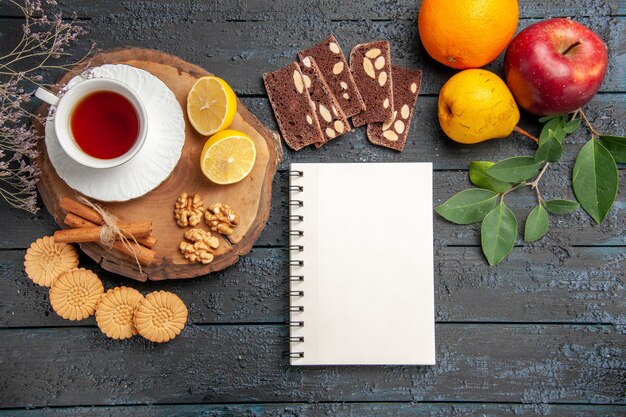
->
(60, 197), (157, 247)
(60, 197), (103, 224)
(137, 235), (158, 249)
(63, 213), (155, 265)
(111, 240), (155, 266)
(54, 221), (152, 243)
(64, 212), (157, 248)
(63, 212), (98, 230)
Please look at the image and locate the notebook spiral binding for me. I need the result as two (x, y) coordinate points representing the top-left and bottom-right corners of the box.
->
(286, 169), (305, 359)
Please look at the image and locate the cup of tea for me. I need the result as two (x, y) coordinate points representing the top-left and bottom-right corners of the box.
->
(36, 78), (148, 169)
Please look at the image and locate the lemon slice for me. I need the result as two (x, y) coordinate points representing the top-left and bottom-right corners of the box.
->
(187, 76), (237, 136)
(200, 130), (256, 185)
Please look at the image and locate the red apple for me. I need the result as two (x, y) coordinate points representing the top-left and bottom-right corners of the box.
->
(504, 18), (608, 115)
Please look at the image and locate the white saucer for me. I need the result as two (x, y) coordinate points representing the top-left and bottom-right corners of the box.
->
(45, 64), (185, 202)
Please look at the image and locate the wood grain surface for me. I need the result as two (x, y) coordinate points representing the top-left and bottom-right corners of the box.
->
(35, 49), (281, 281)
(1, 403), (625, 417)
(0, 325), (623, 405)
(1, 245), (624, 327)
(0, 0), (624, 415)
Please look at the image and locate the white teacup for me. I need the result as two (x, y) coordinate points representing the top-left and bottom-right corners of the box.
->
(36, 78), (148, 169)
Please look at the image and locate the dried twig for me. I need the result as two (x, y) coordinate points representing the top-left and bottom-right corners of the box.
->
(0, 0), (91, 213)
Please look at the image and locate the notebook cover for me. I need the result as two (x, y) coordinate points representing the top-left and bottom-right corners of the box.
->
(289, 162), (435, 365)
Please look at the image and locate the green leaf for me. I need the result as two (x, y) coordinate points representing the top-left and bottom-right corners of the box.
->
(469, 161), (513, 193)
(540, 117), (565, 141)
(481, 202), (518, 266)
(538, 114), (563, 123)
(435, 188), (499, 225)
(572, 139), (618, 224)
(487, 157), (543, 183)
(599, 135), (626, 163)
(563, 118), (581, 134)
(539, 129), (551, 146)
(535, 134), (564, 162)
(524, 205), (549, 242)
(543, 199), (580, 214)
(554, 127), (566, 143)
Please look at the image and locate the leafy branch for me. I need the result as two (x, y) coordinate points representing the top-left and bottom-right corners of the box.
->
(436, 110), (624, 266)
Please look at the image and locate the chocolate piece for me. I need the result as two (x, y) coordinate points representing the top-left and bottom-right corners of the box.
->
(367, 66), (422, 152)
(298, 35), (364, 118)
(263, 62), (324, 151)
(299, 56), (351, 146)
(350, 41), (394, 127)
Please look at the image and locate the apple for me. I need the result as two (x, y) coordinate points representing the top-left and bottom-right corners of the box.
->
(504, 18), (608, 115)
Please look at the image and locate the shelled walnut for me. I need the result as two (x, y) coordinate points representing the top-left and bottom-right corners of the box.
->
(174, 192), (204, 227)
(204, 203), (239, 235)
(179, 228), (219, 264)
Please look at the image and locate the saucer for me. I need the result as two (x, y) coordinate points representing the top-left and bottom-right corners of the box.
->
(45, 64), (185, 202)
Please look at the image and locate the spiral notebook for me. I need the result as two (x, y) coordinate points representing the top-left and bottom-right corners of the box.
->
(288, 162), (435, 365)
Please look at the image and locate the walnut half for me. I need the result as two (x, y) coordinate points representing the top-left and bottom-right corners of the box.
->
(179, 228), (219, 264)
(205, 203), (239, 235)
(175, 192), (204, 227)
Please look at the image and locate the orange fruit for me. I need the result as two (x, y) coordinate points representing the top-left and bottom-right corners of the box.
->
(418, 0), (519, 69)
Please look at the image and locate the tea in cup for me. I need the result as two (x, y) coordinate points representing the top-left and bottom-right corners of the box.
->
(36, 77), (148, 169)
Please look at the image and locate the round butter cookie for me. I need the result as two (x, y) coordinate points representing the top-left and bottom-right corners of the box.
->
(24, 236), (79, 287)
(96, 286), (145, 339)
(50, 268), (104, 320)
(134, 291), (188, 343)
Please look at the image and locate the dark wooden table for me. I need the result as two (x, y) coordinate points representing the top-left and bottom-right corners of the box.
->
(0, 1), (624, 415)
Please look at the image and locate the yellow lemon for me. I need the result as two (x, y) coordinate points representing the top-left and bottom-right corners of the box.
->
(438, 69), (520, 144)
(187, 76), (237, 136)
(200, 130), (256, 185)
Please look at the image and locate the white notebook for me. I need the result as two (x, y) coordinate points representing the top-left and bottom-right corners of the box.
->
(288, 162), (435, 365)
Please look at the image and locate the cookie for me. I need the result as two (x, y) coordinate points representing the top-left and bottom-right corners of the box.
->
(134, 291), (188, 343)
(96, 286), (145, 339)
(367, 66), (423, 151)
(263, 62), (325, 151)
(299, 56), (351, 146)
(49, 268), (104, 321)
(298, 35), (365, 117)
(24, 236), (79, 287)
(350, 41), (394, 127)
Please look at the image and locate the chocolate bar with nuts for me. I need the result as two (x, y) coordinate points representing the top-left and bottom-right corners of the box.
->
(298, 35), (364, 118)
(263, 62), (324, 151)
(299, 56), (351, 146)
(367, 66), (422, 152)
(350, 40), (394, 127)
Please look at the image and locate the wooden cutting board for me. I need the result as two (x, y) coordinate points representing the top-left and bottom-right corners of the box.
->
(35, 48), (282, 281)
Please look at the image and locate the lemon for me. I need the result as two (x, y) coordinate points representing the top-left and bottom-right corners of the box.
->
(187, 76), (237, 136)
(438, 69), (520, 144)
(200, 130), (256, 185)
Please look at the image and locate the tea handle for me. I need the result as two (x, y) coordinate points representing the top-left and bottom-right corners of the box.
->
(35, 87), (60, 107)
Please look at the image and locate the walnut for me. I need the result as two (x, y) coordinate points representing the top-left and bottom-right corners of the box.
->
(179, 228), (219, 264)
(179, 241), (213, 264)
(184, 228), (219, 249)
(204, 203), (239, 235)
(174, 192), (204, 227)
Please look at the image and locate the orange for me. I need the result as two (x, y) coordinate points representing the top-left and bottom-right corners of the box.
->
(418, 0), (519, 69)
